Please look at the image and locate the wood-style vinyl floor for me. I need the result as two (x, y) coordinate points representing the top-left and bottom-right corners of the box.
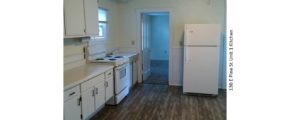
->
(91, 84), (226, 120)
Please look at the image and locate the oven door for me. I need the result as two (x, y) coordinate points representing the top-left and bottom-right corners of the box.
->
(114, 63), (129, 94)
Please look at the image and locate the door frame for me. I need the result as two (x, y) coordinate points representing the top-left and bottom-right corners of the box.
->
(136, 8), (172, 84)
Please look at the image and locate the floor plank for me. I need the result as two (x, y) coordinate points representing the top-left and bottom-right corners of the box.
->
(91, 84), (226, 120)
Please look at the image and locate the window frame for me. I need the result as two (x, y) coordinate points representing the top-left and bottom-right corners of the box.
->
(98, 8), (108, 40)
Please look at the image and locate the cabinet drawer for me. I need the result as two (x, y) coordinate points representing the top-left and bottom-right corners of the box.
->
(64, 85), (80, 102)
(105, 69), (113, 79)
(81, 74), (105, 92)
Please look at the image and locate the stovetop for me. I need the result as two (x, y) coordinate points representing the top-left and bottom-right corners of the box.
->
(95, 55), (124, 61)
(90, 55), (129, 66)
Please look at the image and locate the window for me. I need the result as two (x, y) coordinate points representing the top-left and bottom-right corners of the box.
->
(98, 8), (107, 38)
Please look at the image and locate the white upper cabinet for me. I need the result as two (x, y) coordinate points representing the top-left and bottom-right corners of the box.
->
(64, 0), (85, 36)
(84, 0), (98, 36)
(64, 0), (98, 38)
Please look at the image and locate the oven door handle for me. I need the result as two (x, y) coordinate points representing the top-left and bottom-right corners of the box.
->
(116, 67), (126, 72)
(115, 63), (129, 70)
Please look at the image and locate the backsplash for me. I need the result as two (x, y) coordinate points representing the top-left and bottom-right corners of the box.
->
(64, 37), (117, 70)
(86, 39), (107, 60)
(64, 38), (87, 70)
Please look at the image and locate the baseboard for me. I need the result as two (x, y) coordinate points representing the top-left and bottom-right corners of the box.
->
(169, 84), (227, 89)
(219, 87), (227, 90)
(169, 83), (182, 86)
(150, 59), (169, 61)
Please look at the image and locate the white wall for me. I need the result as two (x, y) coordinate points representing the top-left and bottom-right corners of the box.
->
(117, 0), (226, 48)
(96, 0), (120, 51)
(150, 15), (169, 61)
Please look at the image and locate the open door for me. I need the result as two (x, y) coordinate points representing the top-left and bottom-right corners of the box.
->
(141, 14), (151, 81)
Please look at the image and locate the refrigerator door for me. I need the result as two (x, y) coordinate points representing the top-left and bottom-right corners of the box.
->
(184, 24), (220, 46)
(183, 47), (219, 94)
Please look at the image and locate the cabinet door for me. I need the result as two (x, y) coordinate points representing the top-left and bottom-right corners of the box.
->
(64, 96), (81, 120)
(94, 81), (105, 110)
(84, 0), (98, 36)
(105, 78), (114, 101)
(64, 0), (85, 36)
(81, 87), (96, 120)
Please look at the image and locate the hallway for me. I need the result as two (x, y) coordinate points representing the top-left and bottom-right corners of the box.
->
(144, 60), (168, 85)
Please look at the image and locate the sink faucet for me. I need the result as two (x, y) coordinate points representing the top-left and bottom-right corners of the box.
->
(107, 48), (119, 55)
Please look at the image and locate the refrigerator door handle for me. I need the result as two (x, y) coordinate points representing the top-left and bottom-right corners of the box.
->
(184, 29), (188, 64)
(184, 47), (188, 63)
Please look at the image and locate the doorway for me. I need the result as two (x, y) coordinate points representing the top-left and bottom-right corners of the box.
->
(141, 12), (170, 85)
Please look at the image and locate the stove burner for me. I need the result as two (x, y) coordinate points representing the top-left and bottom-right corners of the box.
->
(114, 56), (123, 58)
(106, 55), (113, 57)
(96, 58), (104, 60)
(109, 58), (117, 61)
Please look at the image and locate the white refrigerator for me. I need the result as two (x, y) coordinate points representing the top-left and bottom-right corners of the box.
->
(183, 24), (220, 95)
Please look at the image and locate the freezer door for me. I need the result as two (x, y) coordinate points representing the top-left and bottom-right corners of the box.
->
(184, 24), (220, 46)
(183, 47), (219, 94)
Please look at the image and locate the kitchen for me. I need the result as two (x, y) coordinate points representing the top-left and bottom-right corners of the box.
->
(64, 0), (226, 120)
(2, 0), (290, 120)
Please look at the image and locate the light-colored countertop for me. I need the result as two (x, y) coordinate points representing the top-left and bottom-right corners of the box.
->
(64, 63), (114, 91)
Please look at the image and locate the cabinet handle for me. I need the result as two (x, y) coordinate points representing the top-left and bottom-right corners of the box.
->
(69, 92), (75, 96)
(92, 89), (95, 96)
(78, 97), (82, 106)
(95, 88), (98, 95)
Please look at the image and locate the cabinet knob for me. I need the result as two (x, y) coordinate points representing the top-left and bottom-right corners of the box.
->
(95, 88), (98, 95)
(92, 89), (95, 96)
(69, 92), (75, 96)
(78, 97), (82, 106)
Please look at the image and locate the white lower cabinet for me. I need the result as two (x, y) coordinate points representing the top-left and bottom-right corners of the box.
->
(80, 74), (106, 120)
(64, 68), (114, 120)
(64, 97), (82, 120)
(105, 70), (114, 101)
(81, 87), (95, 120)
(94, 81), (105, 110)
(64, 86), (81, 120)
